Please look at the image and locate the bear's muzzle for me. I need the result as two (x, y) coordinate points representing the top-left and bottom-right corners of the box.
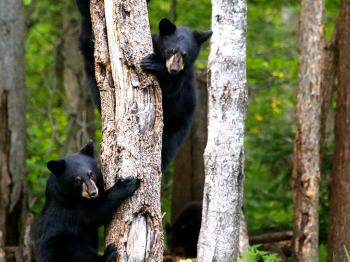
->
(166, 53), (184, 75)
(82, 179), (99, 199)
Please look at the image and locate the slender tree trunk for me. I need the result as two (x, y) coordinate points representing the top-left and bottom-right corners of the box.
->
(291, 0), (324, 261)
(320, 30), (338, 148)
(328, 1), (350, 261)
(0, 0), (27, 261)
(61, 0), (95, 155)
(197, 0), (247, 260)
(170, 0), (177, 22)
(90, 0), (163, 261)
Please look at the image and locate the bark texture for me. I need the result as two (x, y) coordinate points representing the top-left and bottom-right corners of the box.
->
(291, 0), (324, 261)
(0, 0), (27, 260)
(90, 0), (163, 261)
(197, 0), (247, 260)
(328, 1), (350, 261)
(61, 0), (95, 155)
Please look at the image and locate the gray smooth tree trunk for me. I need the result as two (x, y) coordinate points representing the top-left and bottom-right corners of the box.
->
(197, 0), (247, 261)
(291, 0), (324, 261)
(90, 0), (163, 261)
(0, 0), (27, 260)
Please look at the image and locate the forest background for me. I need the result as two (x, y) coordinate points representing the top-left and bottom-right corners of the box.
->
(24, 0), (339, 260)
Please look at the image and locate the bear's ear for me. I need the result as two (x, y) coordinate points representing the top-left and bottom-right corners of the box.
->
(80, 140), (94, 157)
(159, 18), (176, 36)
(47, 160), (66, 176)
(193, 30), (213, 45)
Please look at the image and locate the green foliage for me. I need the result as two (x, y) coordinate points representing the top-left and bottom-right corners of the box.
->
(319, 244), (327, 262)
(25, 0), (68, 214)
(238, 246), (282, 262)
(244, 1), (298, 235)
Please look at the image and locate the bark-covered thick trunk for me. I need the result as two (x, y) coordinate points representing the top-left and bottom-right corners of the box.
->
(197, 0), (247, 260)
(0, 0), (27, 261)
(61, 0), (95, 155)
(328, 1), (350, 261)
(90, 0), (163, 261)
(291, 0), (324, 261)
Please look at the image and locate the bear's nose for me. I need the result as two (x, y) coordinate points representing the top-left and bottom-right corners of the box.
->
(170, 69), (180, 75)
(90, 191), (98, 198)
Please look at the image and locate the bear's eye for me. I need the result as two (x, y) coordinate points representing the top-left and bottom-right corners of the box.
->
(75, 177), (82, 185)
(181, 51), (187, 57)
(177, 35), (184, 41)
(88, 171), (95, 179)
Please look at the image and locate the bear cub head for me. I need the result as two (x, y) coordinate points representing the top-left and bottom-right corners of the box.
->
(153, 18), (212, 75)
(46, 140), (103, 199)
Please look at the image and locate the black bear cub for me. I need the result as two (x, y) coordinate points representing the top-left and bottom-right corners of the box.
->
(75, 0), (211, 171)
(35, 141), (139, 262)
(166, 202), (202, 258)
(141, 19), (212, 171)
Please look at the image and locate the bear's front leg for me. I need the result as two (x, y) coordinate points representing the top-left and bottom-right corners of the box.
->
(141, 53), (166, 77)
(90, 177), (140, 225)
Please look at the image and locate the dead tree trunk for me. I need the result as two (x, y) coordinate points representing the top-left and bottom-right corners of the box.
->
(291, 0), (324, 261)
(90, 0), (163, 261)
(0, 0), (27, 261)
(328, 1), (350, 261)
(61, 0), (95, 155)
(197, 0), (247, 260)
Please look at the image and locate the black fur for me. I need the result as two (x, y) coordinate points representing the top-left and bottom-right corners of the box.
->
(141, 19), (212, 170)
(166, 202), (202, 258)
(75, 0), (211, 171)
(35, 141), (139, 262)
(76, 0), (100, 110)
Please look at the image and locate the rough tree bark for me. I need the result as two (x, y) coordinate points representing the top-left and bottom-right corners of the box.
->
(0, 0), (27, 261)
(61, 0), (95, 155)
(291, 0), (324, 261)
(197, 0), (247, 260)
(328, 1), (350, 261)
(90, 0), (163, 261)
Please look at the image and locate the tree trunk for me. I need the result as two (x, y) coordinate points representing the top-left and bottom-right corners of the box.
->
(0, 0), (27, 261)
(90, 0), (163, 261)
(170, 0), (177, 22)
(328, 1), (350, 261)
(320, 28), (337, 148)
(239, 210), (249, 255)
(61, 0), (95, 155)
(291, 0), (324, 261)
(197, 0), (247, 260)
